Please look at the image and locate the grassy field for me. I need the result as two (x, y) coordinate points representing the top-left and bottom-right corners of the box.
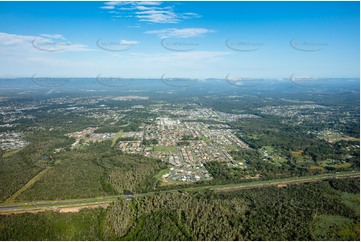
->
(308, 165), (326, 173)
(199, 136), (211, 142)
(225, 145), (238, 151)
(281, 99), (314, 104)
(291, 150), (303, 156)
(2, 148), (24, 158)
(261, 146), (274, 153)
(153, 146), (177, 152)
(111, 130), (124, 147)
(154, 168), (171, 181)
(318, 132), (359, 143)
(248, 134), (263, 140)
(319, 160), (353, 170)
(260, 146), (287, 166)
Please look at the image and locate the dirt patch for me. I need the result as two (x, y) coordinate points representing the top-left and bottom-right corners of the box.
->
(58, 204), (109, 213)
(291, 150), (303, 156)
(320, 135), (359, 143)
(0, 203), (109, 216)
(309, 165), (326, 173)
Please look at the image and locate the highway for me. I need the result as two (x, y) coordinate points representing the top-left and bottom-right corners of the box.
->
(0, 171), (358, 214)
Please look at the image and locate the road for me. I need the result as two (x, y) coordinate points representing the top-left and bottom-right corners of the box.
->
(0, 171), (358, 214)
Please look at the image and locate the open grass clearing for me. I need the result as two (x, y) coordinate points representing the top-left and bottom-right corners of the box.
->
(2, 148), (24, 158)
(153, 146), (177, 152)
(154, 168), (171, 181)
(111, 130), (124, 147)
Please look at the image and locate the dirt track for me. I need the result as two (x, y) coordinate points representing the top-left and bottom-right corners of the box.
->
(1, 203), (109, 215)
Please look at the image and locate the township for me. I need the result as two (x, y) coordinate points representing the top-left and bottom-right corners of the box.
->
(117, 108), (253, 183)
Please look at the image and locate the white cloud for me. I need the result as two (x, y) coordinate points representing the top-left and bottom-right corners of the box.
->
(146, 28), (214, 38)
(0, 32), (34, 45)
(0, 32), (235, 78)
(127, 25), (141, 28)
(100, 1), (134, 10)
(136, 9), (178, 23)
(0, 33), (98, 77)
(104, 1), (127, 6)
(120, 40), (138, 46)
(100, 6), (115, 10)
(181, 12), (201, 19)
(101, 1), (200, 24)
(0, 32), (91, 53)
(135, 5), (153, 11)
(138, 1), (163, 6)
(39, 34), (65, 39)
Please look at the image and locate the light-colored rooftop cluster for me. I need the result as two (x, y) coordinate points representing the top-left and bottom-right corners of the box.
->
(0, 132), (29, 151)
(117, 107), (251, 183)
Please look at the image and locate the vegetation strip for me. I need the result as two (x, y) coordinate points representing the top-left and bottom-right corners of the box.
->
(0, 171), (358, 214)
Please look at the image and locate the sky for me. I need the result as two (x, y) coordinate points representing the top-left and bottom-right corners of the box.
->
(0, 1), (359, 79)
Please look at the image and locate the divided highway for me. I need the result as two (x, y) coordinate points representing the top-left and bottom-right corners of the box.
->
(0, 171), (358, 214)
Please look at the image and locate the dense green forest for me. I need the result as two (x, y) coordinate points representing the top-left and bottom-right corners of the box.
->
(0, 208), (104, 240)
(16, 141), (164, 201)
(1, 178), (359, 240)
(104, 178), (360, 241)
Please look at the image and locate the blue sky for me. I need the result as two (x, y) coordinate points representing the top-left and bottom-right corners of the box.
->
(0, 1), (359, 79)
